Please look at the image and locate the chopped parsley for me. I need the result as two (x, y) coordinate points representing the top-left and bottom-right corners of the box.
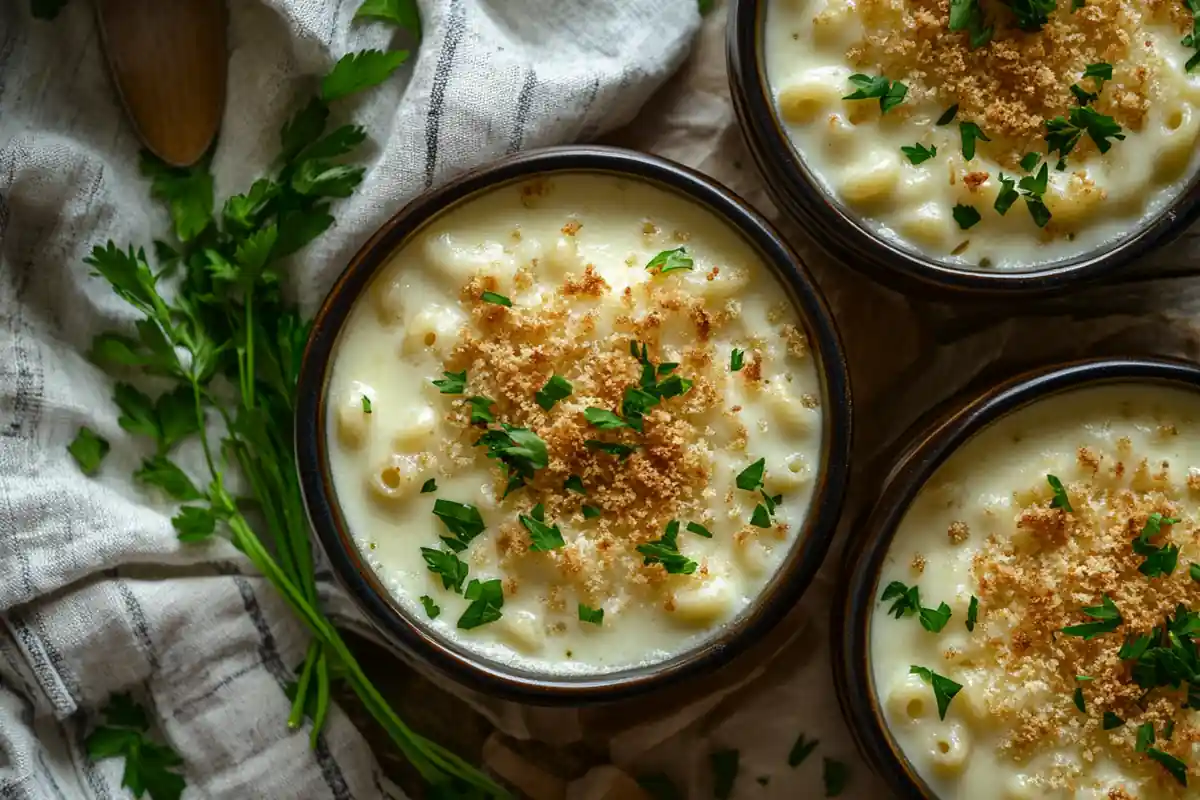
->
(1019, 152), (1040, 171)
(1184, 0), (1200, 72)
(730, 348), (745, 372)
(432, 369), (467, 395)
(1103, 711), (1124, 730)
(1062, 594), (1121, 640)
(475, 424), (549, 496)
(520, 503), (565, 551)
(1070, 62), (1112, 106)
(420, 547), (469, 593)
(881, 580), (922, 618)
(910, 665), (963, 719)
(1047, 473), (1073, 511)
(361, 395), (372, 413)
(788, 733), (819, 767)
(966, 595), (979, 632)
(1148, 748), (1188, 787)
(420, 478), (437, 493)
(1046, 106), (1126, 158)
(686, 521), (713, 538)
(1005, 0), (1056, 31)
(636, 520), (697, 574)
(457, 578), (503, 630)
(431, 499), (486, 551)
(584, 440), (637, 459)
(919, 602), (953, 633)
(582, 505), (602, 519)
(578, 603), (604, 625)
(1191, 563), (1200, 582)
(948, 0), (992, 48)
(952, 204), (981, 230)
(68, 427), (109, 475)
(936, 104), (960, 126)
(535, 374), (573, 411)
(710, 749), (739, 800)
(1018, 163), (1052, 227)
(645, 247), (694, 275)
(419, 595), (440, 619)
(736, 457), (766, 491)
(822, 758), (850, 797)
(584, 407), (630, 430)
(750, 504), (772, 528)
(901, 143), (937, 165)
(1073, 686), (1086, 713)
(994, 174), (1019, 216)
(959, 121), (990, 160)
(1136, 722), (1155, 753)
(467, 395), (495, 425)
(842, 74), (907, 113)
(480, 291), (511, 307)
(1133, 512), (1182, 578)
(563, 475), (586, 494)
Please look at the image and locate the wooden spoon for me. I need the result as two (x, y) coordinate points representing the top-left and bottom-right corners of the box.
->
(95, 0), (228, 167)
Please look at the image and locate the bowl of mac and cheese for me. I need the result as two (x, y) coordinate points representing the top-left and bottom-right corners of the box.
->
(836, 358), (1200, 798)
(296, 146), (852, 702)
(730, 0), (1200, 294)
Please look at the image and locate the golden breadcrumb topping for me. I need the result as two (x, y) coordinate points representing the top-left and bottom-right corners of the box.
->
(844, 0), (1190, 164)
(967, 438), (1200, 792)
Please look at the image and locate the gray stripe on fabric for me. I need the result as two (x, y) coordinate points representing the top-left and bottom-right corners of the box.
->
(576, 77), (604, 142)
(5, 616), (74, 714)
(229, 575), (351, 800)
(29, 611), (79, 706)
(71, 717), (112, 800)
(34, 750), (70, 800)
(506, 69), (538, 155)
(423, 0), (467, 188)
(114, 581), (160, 672)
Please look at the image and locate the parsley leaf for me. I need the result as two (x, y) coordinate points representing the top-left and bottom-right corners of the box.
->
(584, 407), (631, 430)
(475, 424), (549, 495)
(140, 153), (214, 243)
(420, 595), (441, 619)
(1136, 722), (1156, 753)
(966, 595), (979, 631)
(919, 602), (953, 633)
(730, 348), (745, 372)
(881, 580), (922, 618)
(952, 204), (981, 230)
(1073, 686), (1086, 713)
(736, 458), (766, 491)
(69, 427), (109, 475)
(535, 374), (572, 411)
(1046, 106), (1126, 158)
(1133, 512), (1182, 578)
(750, 504), (772, 528)
(901, 143), (937, 165)
(421, 547), (469, 593)
(645, 247), (694, 275)
(1147, 748), (1188, 786)
(579, 603), (604, 625)
(910, 666), (963, 719)
(321, 49), (410, 102)
(1062, 594), (1122, 640)
(959, 121), (990, 160)
(788, 733), (819, 767)
(135, 455), (203, 501)
(458, 578), (504, 629)
(432, 370), (467, 394)
(936, 104), (960, 126)
(686, 521), (714, 538)
(842, 74), (908, 113)
(711, 750), (739, 800)
(564, 475), (586, 494)
(467, 395), (495, 426)
(420, 478), (437, 494)
(822, 758), (851, 797)
(994, 174), (1019, 215)
(948, 0), (992, 48)
(1184, 0), (1200, 72)
(637, 521), (698, 574)
(361, 396), (372, 413)
(1191, 563), (1200, 582)
(432, 499), (486, 550)
(354, 0), (422, 36)
(520, 507), (566, 551)
(1020, 153), (1040, 171)
(584, 440), (637, 459)
(480, 291), (511, 307)
(85, 694), (186, 800)
(1046, 473), (1072, 511)
(1103, 711), (1124, 729)
(172, 506), (216, 542)
(582, 505), (602, 519)
(1004, 0), (1057, 31)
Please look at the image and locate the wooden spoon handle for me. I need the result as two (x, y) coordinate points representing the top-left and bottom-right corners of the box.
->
(95, 0), (228, 167)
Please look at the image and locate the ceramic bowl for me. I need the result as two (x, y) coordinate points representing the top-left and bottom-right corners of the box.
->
(296, 145), (853, 704)
(726, 0), (1200, 297)
(832, 356), (1200, 796)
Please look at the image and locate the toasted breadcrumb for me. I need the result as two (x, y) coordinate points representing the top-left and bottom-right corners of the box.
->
(947, 520), (969, 544)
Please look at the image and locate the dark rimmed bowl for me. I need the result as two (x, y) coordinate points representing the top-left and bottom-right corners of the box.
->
(832, 356), (1200, 797)
(727, 0), (1200, 297)
(296, 145), (853, 705)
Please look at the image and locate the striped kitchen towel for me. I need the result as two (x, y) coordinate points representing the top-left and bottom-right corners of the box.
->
(0, 0), (698, 797)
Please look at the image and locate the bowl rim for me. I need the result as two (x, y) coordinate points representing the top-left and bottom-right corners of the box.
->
(831, 356), (1200, 797)
(726, 0), (1200, 297)
(295, 144), (854, 705)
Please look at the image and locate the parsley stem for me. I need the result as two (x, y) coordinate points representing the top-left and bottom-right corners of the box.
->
(245, 290), (256, 410)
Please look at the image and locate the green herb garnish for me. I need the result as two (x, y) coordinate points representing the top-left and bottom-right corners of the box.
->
(952, 204), (981, 230)
(959, 121), (990, 160)
(1020, 152), (1040, 171)
(432, 370), (467, 394)
(475, 424), (548, 496)
(521, 504), (566, 552)
(842, 74), (907, 113)
(420, 595), (441, 619)
(881, 580), (922, 618)
(420, 478), (437, 493)
(936, 104), (960, 125)
(736, 457), (766, 491)
(1004, 0), (1056, 31)
(535, 374), (572, 411)
(730, 348), (745, 372)
(1046, 106), (1125, 158)
(480, 291), (511, 307)
(432, 499), (486, 550)
(1047, 474), (1073, 511)
(645, 247), (694, 275)
(420, 547), (469, 593)
(1148, 748), (1188, 787)
(919, 602), (953, 633)
(637, 520), (698, 574)
(1062, 595), (1121, 640)
(948, 0), (992, 48)
(85, 694), (186, 800)
(1073, 686), (1086, 713)
(361, 395), (372, 413)
(1133, 512), (1182, 578)
(68, 427), (110, 475)
(579, 603), (604, 625)
(458, 578), (504, 630)
(901, 143), (937, 165)
(910, 666), (963, 719)
(584, 440), (637, 459)
(564, 475), (586, 494)
(1103, 711), (1125, 730)
(687, 521), (714, 538)
(322, 49), (411, 102)
(582, 505), (602, 519)
(966, 595), (979, 632)
(467, 395), (495, 426)
(750, 505), (771, 528)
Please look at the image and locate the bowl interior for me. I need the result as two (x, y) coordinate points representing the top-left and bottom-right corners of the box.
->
(835, 358), (1200, 795)
(297, 147), (853, 702)
(729, 0), (1200, 292)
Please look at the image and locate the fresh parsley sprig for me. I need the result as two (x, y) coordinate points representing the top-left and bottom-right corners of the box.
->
(842, 74), (907, 113)
(637, 520), (698, 574)
(85, 694), (186, 800)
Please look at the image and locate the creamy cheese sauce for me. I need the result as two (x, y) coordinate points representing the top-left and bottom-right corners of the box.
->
(870, 384), (1200, 798)
(764, 0), (1200, 270)
(326, 173), (824, 674)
